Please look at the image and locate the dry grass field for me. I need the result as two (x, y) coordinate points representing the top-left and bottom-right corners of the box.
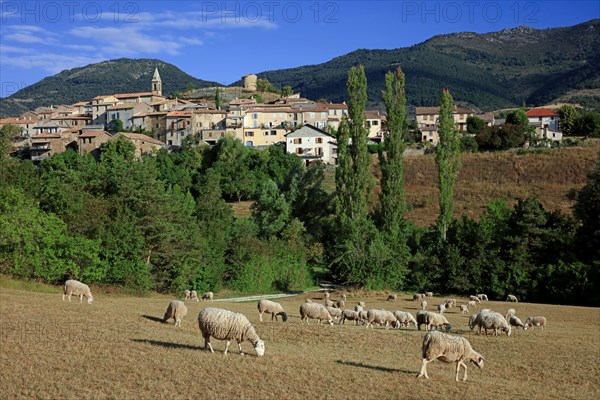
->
(1, 283), (599, 399)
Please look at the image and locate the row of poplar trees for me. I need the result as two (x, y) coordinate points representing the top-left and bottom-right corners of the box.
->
(328, 65), (461, 288)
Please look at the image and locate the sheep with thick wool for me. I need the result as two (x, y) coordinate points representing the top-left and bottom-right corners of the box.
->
(340, 310), (361, 325)
(470, 311), (511, 336)
(477, 294), (488, 301)
(198, 307), (265, 356)
(164, 300), (188, 327)
(393, 311), (417, 328)
(365, 309), (398, 329)
(257, 299), (288, 322)
(505, 308), (516, 321)
(63, 280), (94, 304)
(417, 331), (485, 381)
(299, 302), (334, 326)
(190, 290), (199, 302)
(202, 291), (214, 301)
(184, 290), (191, 300)
(326, 306), (342, 320)
(509, 315), (526, 329)
(506, 294), (518, 302)
(416, 311), (452, 332)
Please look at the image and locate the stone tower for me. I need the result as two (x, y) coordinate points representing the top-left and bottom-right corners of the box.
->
(152, 68), (162, 96)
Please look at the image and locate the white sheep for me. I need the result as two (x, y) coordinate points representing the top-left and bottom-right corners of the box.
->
(417, 311), (451, 332)
(469, 295), (481, 303)
(471, 311), (511, 336)
(509, 315), (525, 329)
(341, 293), (347, 302)
(524, 316), (547, 331)
(420, 300), (428, 310)
(340, 309), (361, 325)
(444, 299), (456, 309)
(323, 291), (331, 300)
(477, 294), (488, 301)
(506, 294), (518, 302)
(460, 304), (469, 314)
(164, 300), (188, 327)
(365, 309), (397, 329)
(198, 307), (265, 356)
(190, 290), (199, 302)
(392, 311), (417, 328)
(437, 303), (446, 314)
(505, 308), (516, 321)
(184, 289), (191, 300)
(326, 306), (343, 320)
(299, 302), (334, 326)
(417, 331), (485, 381)
(357, 301), (366, 308)
(467, 300), (478, 309)
(324, 299), (334, 308)
(387, 294), (397, 301)
(202, 291), (214, 301)
(425, 291), (433, 299)
(304, 298), (313, 303)
(62, 279), (94, 304)
(358, 310), (368, 324)
(336, 299), (346, 308)
(413, 293), (424, 301)
(257, 299), (288, 322)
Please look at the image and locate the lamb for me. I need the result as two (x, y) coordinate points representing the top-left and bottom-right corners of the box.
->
(506, 294), (518, 302)
(184, 289), (191, 300)
(326, 306), (343, 320)
(509, 315), (525, 329)
(336, 299), (346, 308)
(413, 293), (424, 301)
(417, 331), (485, 381)
(470, 311), (511, 336)
(524, 316), (547, 331)
(420, 300), (428, 310)
(202, 291), (214, 301)
(257, 299), (288, 322)
(392, 311), (417, 328)
(365, 309), (397, 329)
(357, 301), (366, 308)
(469, 295), (481, 303)
(198, 307), (265, 356)
(190, 290), (199, 302)
(387, 294), (397, 301)
(460, 304), (469, 314)
(340, 310), (361, 325)
(425, 291), (433, 299)
(467, 300), (478, 309)
(437, 303), (446, 314)
(163, 300), (188, 327)
(505, 308), (516, 321)
(477, 294), (488, 301)
(62, 279), (94, 304)
(444, 299), (456, 309)
(299, 302), (334, 326)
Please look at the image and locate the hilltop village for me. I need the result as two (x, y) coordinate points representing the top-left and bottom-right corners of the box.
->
(1, 69), (563, 163)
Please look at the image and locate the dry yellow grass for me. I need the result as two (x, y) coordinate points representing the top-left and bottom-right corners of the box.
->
(1, 285), (599, 399)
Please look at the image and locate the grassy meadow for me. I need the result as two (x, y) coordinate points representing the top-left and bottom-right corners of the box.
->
(1, 283), (599, 399)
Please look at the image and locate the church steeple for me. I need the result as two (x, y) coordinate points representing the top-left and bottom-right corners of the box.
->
(151, 68), (162, 96)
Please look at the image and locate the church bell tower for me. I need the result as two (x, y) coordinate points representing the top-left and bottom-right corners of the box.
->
(151, 68), (162, 96)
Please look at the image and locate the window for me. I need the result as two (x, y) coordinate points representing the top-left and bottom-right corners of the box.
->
(246, 131), (254, 137)
(310, 112), (315, 118)
(316, 137), (323, 144)
(372, 120), (379, 126)
(316, 147), (323, 156)
(321, 112), (326, 118)
(252, 113), (258, 119)
(296, 148), (303, 155)
(293, 138), (302, 144)
(270, 130), (276, 136)
(263, 131), (269, 136)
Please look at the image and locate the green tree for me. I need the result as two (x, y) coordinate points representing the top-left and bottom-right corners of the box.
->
(378, 66), (407, 236)
(575, 112), (600, 137)
(557, 104), (580, 136)
(251, 179), (290, 239)
(506, 109), (529, 128)
(0, 124), (21, 158)
(214, 87), (222, 110)
(435, 89), (461, 242)
(572, 153), (600, 264)
(110, 118), (124, 133)
(466, 116), (485, 134)
(281, 85), (293, 97)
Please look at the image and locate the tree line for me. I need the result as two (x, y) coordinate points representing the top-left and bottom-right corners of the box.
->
(0, 67), (598, 306)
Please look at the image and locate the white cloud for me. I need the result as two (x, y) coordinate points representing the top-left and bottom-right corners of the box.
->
(3, 32), (56, 44)
(178, 37), (203, 46)
(0, 45), (34, 54)
(1, 53), (105, 74)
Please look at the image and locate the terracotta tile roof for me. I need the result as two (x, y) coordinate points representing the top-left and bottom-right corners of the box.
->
(167, 111), (192, 117)
(113, 92), (155, 99)
(416, 106), (472, 115)
(32, 133), (61, 139)
(79, 131), (110, 138)
(192, 109), (227, 115)
(526, 108), (557, 117)
(0, 118), (35, 125)
(117, 132), (165, 146)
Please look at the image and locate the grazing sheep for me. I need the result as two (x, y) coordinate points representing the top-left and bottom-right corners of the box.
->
(357, 301), (366, 308)
(524, 316), (547, 331)
(505, 308), (516, 321)
(444, 299), (456, 309)
(387, 294), (397, 301)
(417, 311), (451, 332)
(393, 311), (417, 328)
(304, 298), (313, 303)
(341, 293), (347, 302)
(299, 303), (334, 326)
(467, 300), (478, 309)
(324, 299), (334, 308)
(506, 294), (518, 302)
(62, 280), (94, 304)
(257, 299), (288, 322)
(509, 315), (525, 329)
(164, 300), (188, 327)
(336, 299), (346, 308)
(469, 295), (481, 303)
(365, 309), (397, 329)
(358, 310), (368, 324)
(340, 310), (361, 325)
(198, 307), (265, 356)
(326, 306), (343, 320)
(477, 294), (488, 301)
(460, 304), (469, 314)
(413, 293), (424, 301)
(190, 290), (199, 302)
(354, 304), (363, 313)
(471, 311), (511, 336)
(323, 291), (331, 300)
(425, 291), (433, 299)
(437, 303), (446, 314)
(202, 291), (214, 301)
(417, 331), (485, 381)
(420, 300), (428, 310)
(184, 290), (191, 300)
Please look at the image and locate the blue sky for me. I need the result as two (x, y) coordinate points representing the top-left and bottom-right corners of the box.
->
(1, 0), (599, 97)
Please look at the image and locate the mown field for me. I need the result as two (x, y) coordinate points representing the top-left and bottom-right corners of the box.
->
(1, 284), (599, 399)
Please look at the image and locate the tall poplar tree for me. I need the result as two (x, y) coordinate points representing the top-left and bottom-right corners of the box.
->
(435, 88), (461, 242)
(378, 66), (406, 236)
